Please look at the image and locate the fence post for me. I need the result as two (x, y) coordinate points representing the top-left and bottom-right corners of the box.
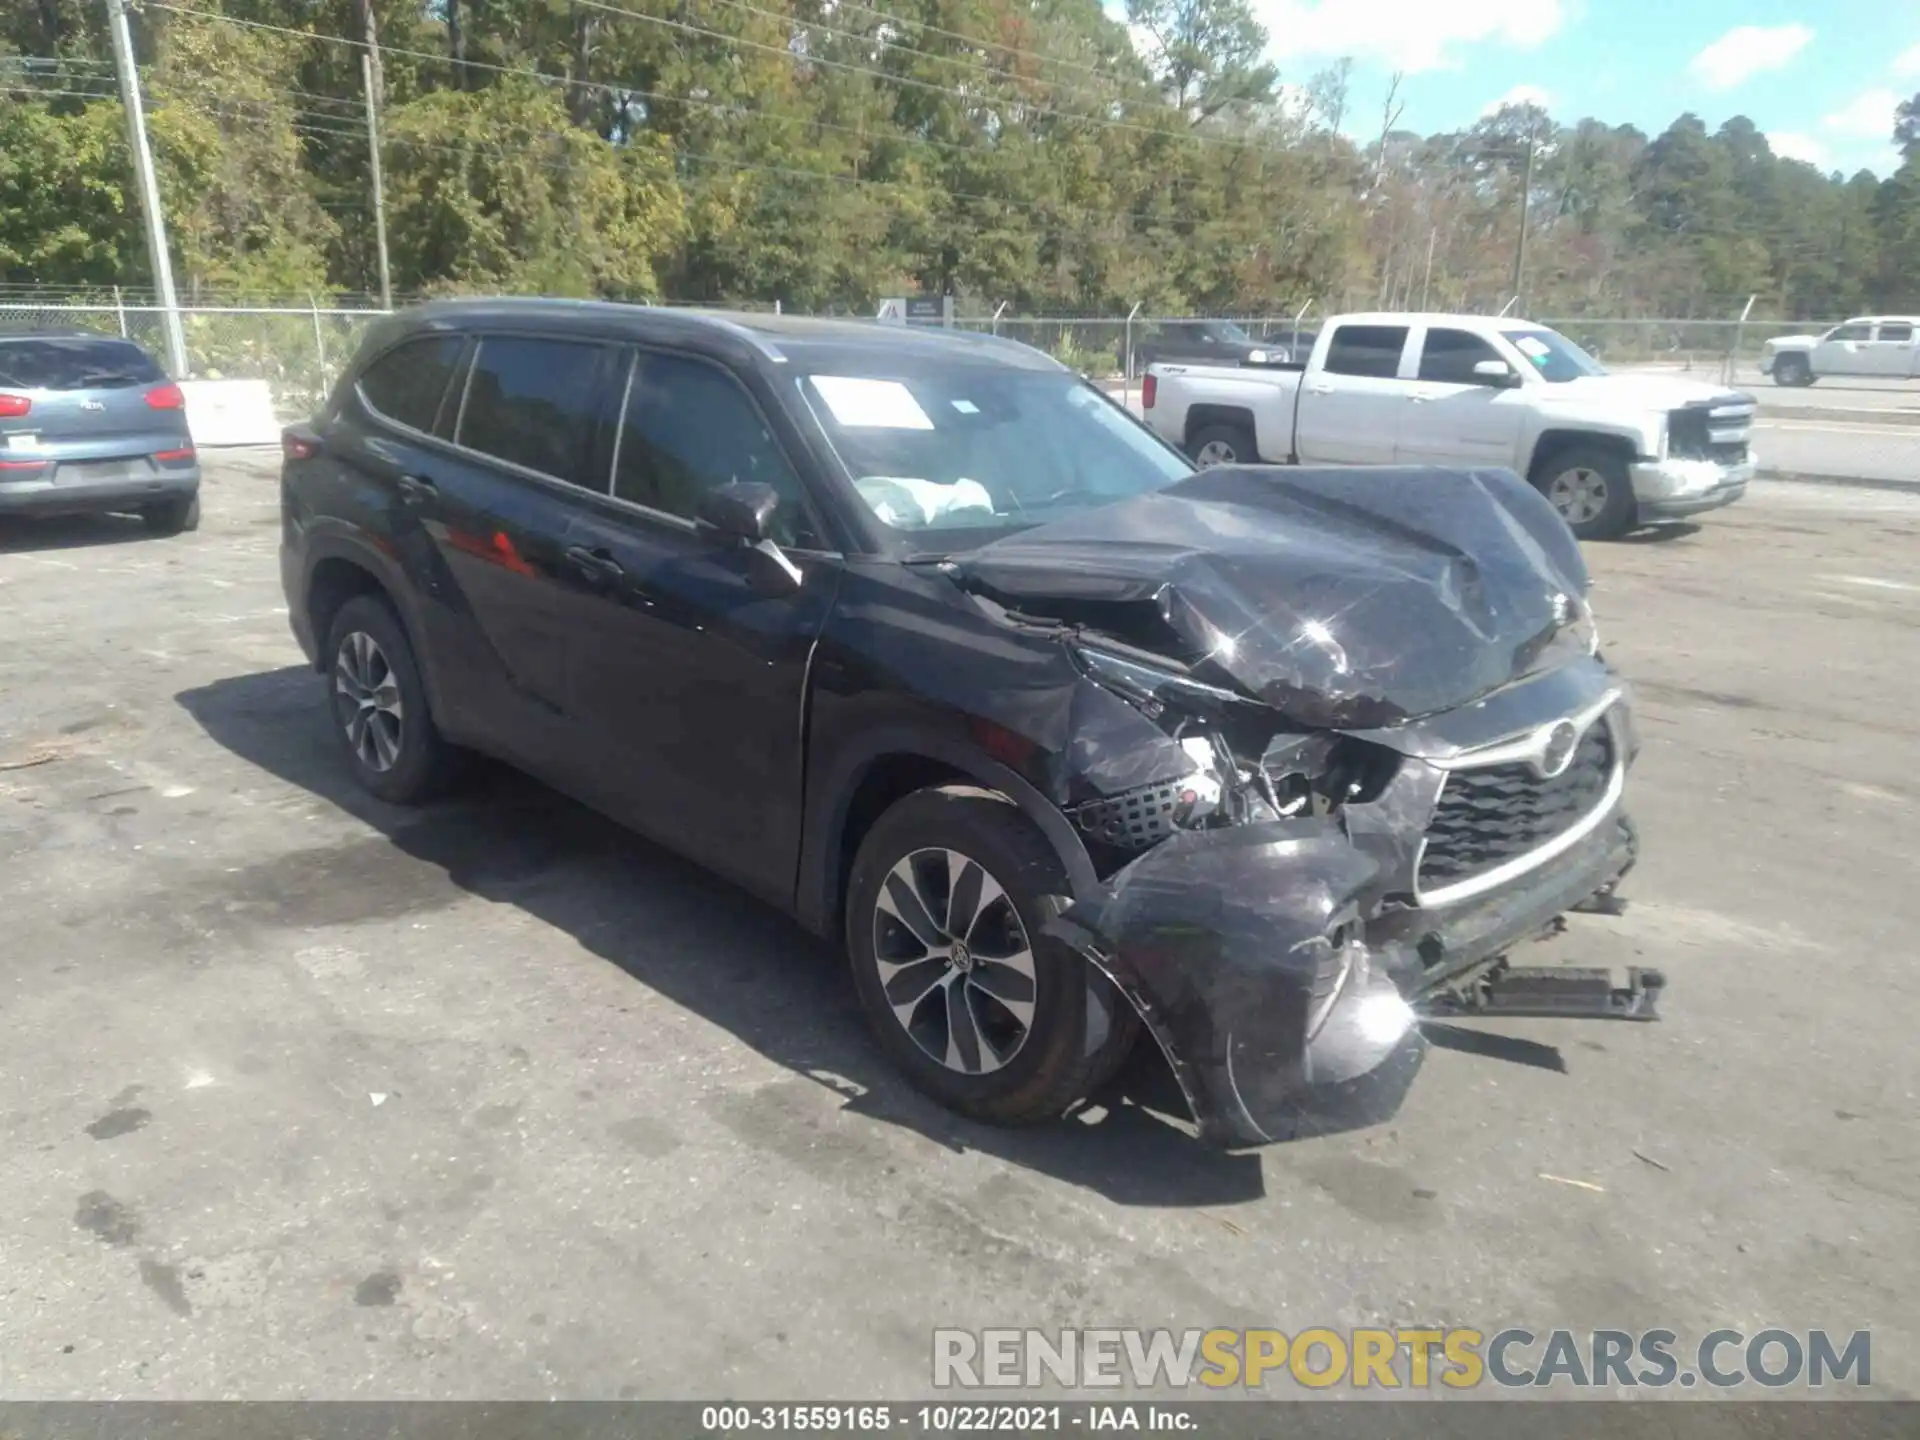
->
(1726, 294), (1756, 387)
(1291, 298), (1313, 360)
(113, 286), (128, 338)
(991, 300), (1007, 337)
(309, 293), (330, 392)
(1124, 301), (1142, 405)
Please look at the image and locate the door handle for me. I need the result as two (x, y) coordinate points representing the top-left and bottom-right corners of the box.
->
(1408, 393), (1431, 403)
(1305, 383), (1334, 395)
(396, 474), (437, 505)
(564, 545), (625, 585)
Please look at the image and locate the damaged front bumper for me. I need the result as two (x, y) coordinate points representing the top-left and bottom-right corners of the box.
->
(1046, 796), (1644, 1150)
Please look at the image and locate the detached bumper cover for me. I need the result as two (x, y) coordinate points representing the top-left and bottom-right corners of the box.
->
(1047, 806), (1639, 1148)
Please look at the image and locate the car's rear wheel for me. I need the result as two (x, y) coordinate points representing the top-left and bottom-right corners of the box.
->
(1189, 422), (1257, 467)
(1773, 353), (1813, 387)
(142, 494), (200, 535)
(1535, 446), (1636, 541)
(324, 594), (460, 805)
(846, 788), (1135, 1126)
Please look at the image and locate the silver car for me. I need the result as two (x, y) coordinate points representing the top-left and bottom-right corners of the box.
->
(0, 330), (201, 534)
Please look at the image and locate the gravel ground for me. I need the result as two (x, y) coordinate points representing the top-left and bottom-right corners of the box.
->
(0, 454), (1914, 1404)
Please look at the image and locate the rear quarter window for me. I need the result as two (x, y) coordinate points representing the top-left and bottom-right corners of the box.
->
(355, 334), (465, 433)
(1323, 325), (1410, 379)
(0, 336), (164, 390)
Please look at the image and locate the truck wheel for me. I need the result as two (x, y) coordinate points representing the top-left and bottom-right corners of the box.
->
(1535, 446), (1636, 541)
(1189, 423), (1257, 467)
(1773, 353), (1813, 387)
(846, 788), (1122, 1128)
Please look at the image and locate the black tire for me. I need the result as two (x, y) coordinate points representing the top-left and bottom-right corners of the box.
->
(142, 493), (200, 535)
(846, 787), (1129, 1127)
(1188, 422), (1258, 467)
(1773, 353), (1813, 387)
(1533, 444), (1637, 541)
(323, 593), (461, 805)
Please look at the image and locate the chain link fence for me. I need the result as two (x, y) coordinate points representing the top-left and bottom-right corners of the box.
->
(0, 301), (391, 420)
(0, 295), (1854, 416)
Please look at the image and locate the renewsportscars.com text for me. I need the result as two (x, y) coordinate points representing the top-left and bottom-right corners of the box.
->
(932, 1328), (1872, 1391)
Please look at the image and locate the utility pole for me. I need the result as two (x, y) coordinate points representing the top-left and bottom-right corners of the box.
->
(362, 53), (393, 309)
(106, 0), (187, 377)
(357, 0), (392, 309)
(1510, 118), (1537, 308)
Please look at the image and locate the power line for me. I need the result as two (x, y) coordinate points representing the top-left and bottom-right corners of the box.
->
(646, 0), (1157, 118)
(138, 5), (1229, 233)
(152, 0), (1316, 170)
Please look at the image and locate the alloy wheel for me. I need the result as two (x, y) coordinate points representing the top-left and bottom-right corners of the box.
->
(1547, 467), (1611, 526)
(869, 848), (1037, 1076)
(1195, 439), (1238, 467)
(334, 630), (405, 773)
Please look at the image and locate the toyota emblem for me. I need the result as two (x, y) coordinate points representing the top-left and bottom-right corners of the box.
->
(1537, 721), (1580, 778)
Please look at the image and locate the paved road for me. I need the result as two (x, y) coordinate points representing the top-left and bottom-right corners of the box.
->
(0, 458), (1914, 1403)
(1756, 418), (1920, 486)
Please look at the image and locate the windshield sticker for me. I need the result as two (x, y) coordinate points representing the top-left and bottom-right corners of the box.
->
(1513, 335), (1552, 362)
(811, 376), (935, 430)
(951, 399), (980, 414)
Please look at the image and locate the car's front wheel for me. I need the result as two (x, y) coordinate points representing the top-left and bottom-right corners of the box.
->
(324, 594), (461, 805)
(1772, 353), (1814, 387)
(1535, 445), (1636, 541)
(846, 788), (1134, 1126)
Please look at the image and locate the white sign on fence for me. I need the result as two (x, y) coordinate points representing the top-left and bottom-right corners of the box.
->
(876, 298), (907, 324)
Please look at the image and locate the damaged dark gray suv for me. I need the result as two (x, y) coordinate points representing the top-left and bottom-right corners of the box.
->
(281, 299), (1659, 1147)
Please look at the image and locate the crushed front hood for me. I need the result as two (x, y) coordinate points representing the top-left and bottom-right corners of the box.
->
(949, 465), (1590, 728)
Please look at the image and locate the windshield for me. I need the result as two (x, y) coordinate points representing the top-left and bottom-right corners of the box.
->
(1211, 320), (1253, 343)
(798, 367), (1193, 547)
(0, 337), (164, 390)
(1499, 326), (1608, 383)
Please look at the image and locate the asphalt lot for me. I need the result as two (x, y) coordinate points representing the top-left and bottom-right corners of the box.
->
(0, 452), (1915, 1402)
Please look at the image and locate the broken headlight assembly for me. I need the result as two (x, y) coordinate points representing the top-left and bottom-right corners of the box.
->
(1066, 644), (1400, 852)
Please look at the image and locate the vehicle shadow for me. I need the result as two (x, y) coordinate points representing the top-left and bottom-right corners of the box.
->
(0, 512), (160, 553)
(1617, 521), (1704, 545)
(176, 666), (1273, 1206)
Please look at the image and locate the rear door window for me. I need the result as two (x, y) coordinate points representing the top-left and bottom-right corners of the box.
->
(454, 336), (612, 486)
(357, 335), (464, 433)
(1875, 322), (1913, 342)
(1323, 325), (1411, 378)
(0, 336), (164, 390)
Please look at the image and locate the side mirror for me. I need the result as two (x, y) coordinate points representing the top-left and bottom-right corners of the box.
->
(1473, 359), (1522, 388)
(695, 481), (780, 545)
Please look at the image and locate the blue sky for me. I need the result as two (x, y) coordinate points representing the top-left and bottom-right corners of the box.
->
(1188, 0), (1914, 177)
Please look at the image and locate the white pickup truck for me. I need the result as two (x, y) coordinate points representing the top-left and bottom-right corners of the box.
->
(1761, 316), (1920, 386)
(1141, 311), (1756, 539)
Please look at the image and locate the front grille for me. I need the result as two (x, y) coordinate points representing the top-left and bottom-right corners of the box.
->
(1669, 398), (1753, 463)
(1418, 724), (1616, 892)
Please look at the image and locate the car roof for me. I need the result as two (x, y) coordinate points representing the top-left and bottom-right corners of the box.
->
(390, 296), (1068, 373)
(1327, 312), (1552, 329)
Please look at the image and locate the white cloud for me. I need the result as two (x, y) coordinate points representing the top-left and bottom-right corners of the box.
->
(1247, 0), (1566, 75)
(1893, 42), (1920, 77)
(1687, 24), (1814, 91)
(1766, 131), (1829, 166)
(1482, 83), (1552, 116)
(1821, 88), (1900, 140)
